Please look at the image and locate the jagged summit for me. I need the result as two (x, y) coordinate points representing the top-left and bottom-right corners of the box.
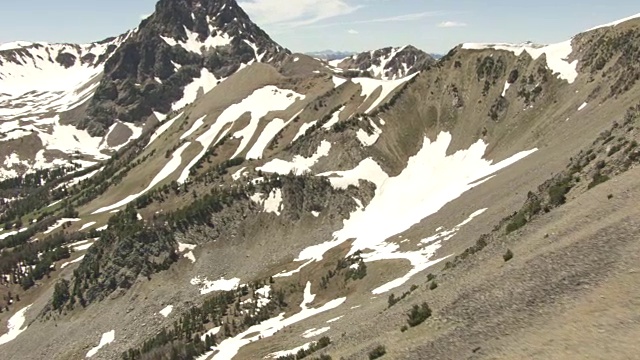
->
(78, 0), (290, 136)
(329, 45), (435, 80)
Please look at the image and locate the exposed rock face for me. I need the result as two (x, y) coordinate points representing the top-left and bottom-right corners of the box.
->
(332, 45), (436, 79)
(80, 0), (290, 136)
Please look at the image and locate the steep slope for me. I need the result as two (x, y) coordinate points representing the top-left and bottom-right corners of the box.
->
(1, 8), (640, 360)
(329, 45), (435, 79)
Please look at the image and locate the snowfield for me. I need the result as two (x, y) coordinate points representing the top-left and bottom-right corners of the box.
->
(197, 282), (346, 360)
(190, 277), (241, 295)
(0, 304), (32, 346)
(177, 86), (304, 183)
(86, 330), (115, 358)
(352, 74), (417, 113)
(462, 40), (578, 83)
(271, 132), (537, 292)
(258, 141), (331, 176)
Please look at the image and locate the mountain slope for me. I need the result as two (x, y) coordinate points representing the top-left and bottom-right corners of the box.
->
(1, 6), (640, 360)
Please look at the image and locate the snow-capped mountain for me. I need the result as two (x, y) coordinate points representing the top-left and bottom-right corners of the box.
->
(305, 50), (358, 61)
(1, 3), (640, 360)
(328, 45), (435, 80)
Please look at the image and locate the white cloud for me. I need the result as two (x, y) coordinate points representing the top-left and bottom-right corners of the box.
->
(239, 0), (360, 27)
(438, 21), (467, 28)
(348, 29), (359, 34)
(140, 13), (151, 20)
(304, 11), (443, 29)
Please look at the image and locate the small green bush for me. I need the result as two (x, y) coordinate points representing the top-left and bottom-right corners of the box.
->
(503, 249), (514, 262)
(369, 345), (387, 359)
(407, 302), (432, 327)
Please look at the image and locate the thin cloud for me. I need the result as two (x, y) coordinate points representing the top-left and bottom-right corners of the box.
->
(239, 0), (360, 27)
(304, 11), (443, 29)
(438, 21), (467, 28)
(347, 29), (359, 34)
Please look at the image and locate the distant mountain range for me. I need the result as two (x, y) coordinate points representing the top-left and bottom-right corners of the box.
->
(306, 49), (443, 61)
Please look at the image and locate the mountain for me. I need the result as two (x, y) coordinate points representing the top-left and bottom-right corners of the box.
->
(1, 3), (640, 360)
(328, 45), (436, 79)
(0, 0), (288, 180)
(305, 50), (358, 61)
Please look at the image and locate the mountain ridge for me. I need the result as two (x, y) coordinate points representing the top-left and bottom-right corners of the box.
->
(1, 3), (640, 360)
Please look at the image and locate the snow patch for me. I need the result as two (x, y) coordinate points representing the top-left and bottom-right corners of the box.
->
(258, 141), (331, 175)
(351, 74), (416, 113)
(462, 40), (578, 83)
(578, 102), (588, 111)
(60, 255), (85, 269)
(181, 115), (207, 140)
(159, 305), (174, 318)
(190, 277), (240, 295)
(0, 304), (32, 345)
(301, 327), (330, 338)
(279, 132), (536, 288)
(86, 330), (115, 358)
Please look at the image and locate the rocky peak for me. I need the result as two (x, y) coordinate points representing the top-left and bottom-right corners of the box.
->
(79, 0), (289, 136)
(331, 45), (435, 80)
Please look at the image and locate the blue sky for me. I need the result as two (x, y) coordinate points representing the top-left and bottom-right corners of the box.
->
(0, 0), (638, 53)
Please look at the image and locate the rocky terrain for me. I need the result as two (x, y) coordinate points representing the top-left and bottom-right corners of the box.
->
(1, 1), (640, 360)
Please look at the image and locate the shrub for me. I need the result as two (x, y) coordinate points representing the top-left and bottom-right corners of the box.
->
(369, 345), (387, 359)
(503, 249), (514, 262)
(588, 172), (610, 189)
(506, 211), (527, 234)
(406, 302), (432, 327)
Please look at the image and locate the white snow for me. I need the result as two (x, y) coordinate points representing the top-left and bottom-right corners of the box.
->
(44, 218), (81, 234)
(322, 106), (346, 129)
(180, 115), (207, 140)
(172, 68), (219, 111)
(578, 102), (588, 111)
(587, 13), (640, 31)
(190, 277), (240, 295)
(60, 255), (85, 269)
(332, 76), (348, 88)
(96, 225), (108, 231)
(160, 27), (232, 55)
(319, 158), (388, 190)
(267, 342), (313, 359)
(326, 316), (343, 323)
(0, 304), (32, 346)
(159, 305), (174, 317)
(177, 86), (304, 183)
(292, 120), (318, 142)
(278, 132), (536, 290)
(201, 283), (345, 360)
(263, 189), (283, 215)
(351, 74), (416, 113)
(311, 211), (320, 217)
(73, 242), (95, 252)
(231, 167), (247, 180)
(501, 81), (511, 97)
(356, 120), (382, 147)
(272, 260), (314, 278)
(178, 242), (197, 252)
(0, 228), (27, 241)
(462, 40), (579, 83)
(93, 141), (192, 214)
(301, 327), (330, 338)
(251, 189), (283, 215)
(86, 330), (115, 358)
(184, 251), (196, 263)
(258, 141), (331, 176)
(246, 109), (304, 160)
(147, 112), (183, 146)
(200, 327), (221, 342)
(230, 87), (305, 158)
(80, 222), (97, 231)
